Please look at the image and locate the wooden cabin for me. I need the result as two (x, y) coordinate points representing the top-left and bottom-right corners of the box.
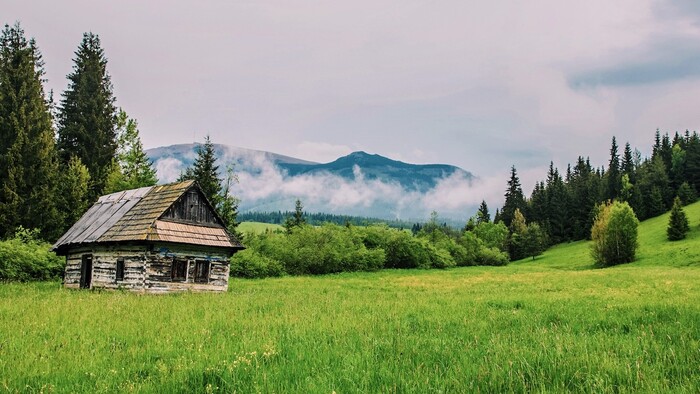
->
(52, 180), (244, 293)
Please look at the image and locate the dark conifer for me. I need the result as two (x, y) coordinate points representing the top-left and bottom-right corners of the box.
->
(622, 142), (635, 182)
(606, 136), (621, 201)
(501, 166), (526, 227)
(0, 23), (61, 239)
(476, 200), (490, 224)
(667, 197), (690, 241)
(179, 135), (223, 208)
(57, 32), (117, 201)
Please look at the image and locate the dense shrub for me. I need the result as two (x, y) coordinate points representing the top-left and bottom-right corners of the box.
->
(476, 247), (510, 266)
(591, 201), (639, 267)
(234, 221), (511, 279)
(262, 224), (385, 275)
(230, 249), (285, 278)
(382, 231), (432, 269)
(454, 232), (481, 266)
(0, 228), (64, 281)
(472, 222), (509, 252)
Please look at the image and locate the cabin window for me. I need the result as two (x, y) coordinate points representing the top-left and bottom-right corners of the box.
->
(194, 260), (211, 283)
(171, 259), (188, 281)
(116, 258), (125, 281)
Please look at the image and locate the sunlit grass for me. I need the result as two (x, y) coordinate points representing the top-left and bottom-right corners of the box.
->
(238, 221), (284, 234)
(1, 202), (699, 392)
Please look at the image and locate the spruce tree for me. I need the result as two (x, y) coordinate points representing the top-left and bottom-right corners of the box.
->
(476, 200), (490, 224)
(622, 142), (635, 182)
(179, 135), (222, 208)
(685, 132), (700, 192)
(220, 163), (241, 239)
(545, 163), (570, 243)
(501, 166), (526, 228)
(667, 197), (690, 241)
(0, 23), (61, 240)
(606, 136), (621, 201)
(57, 32), (117, 201)
(179, 136), (240, 238)
(677, 182), (697, 206)
(284, 199), (306, 233)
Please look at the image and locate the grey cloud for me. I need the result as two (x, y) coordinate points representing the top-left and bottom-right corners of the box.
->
(569, 52), (700, 88)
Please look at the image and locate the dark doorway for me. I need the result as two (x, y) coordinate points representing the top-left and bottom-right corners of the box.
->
(80, 254), (93, 289)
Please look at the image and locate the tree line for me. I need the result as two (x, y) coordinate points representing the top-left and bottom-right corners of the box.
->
(238, 210), (414, 230)
(496, 131), (699, 249)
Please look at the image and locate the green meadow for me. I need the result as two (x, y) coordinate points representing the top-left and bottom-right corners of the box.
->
(237, 221), (284, 234)
(1, 203), (699, 393)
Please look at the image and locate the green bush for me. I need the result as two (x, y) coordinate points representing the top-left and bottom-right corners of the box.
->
(230, 249), (285, 279)
(591, 201), (639, 267)
(382, 231), (432, 269)
(473, 222), (509, 252)
(262, 224), (386, 275)
(476, 247), (510, 266)
(0, 228), (64, 281)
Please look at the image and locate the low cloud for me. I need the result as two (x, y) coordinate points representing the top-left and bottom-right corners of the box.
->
(155, 157), (184, 183)
(152, 149), (514, 222)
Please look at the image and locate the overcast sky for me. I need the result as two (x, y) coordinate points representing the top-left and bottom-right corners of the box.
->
(6, 0), (700, 191)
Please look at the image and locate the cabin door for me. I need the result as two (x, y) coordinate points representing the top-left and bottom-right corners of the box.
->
(80, 254), (93, 289)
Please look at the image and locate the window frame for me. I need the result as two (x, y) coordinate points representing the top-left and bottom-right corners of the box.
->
(171, 259), (189, 282)
(115, 258), (125, 282)
(194, 260), (211, 283)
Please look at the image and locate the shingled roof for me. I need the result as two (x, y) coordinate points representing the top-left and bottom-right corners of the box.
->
(53, 181), (243, 254)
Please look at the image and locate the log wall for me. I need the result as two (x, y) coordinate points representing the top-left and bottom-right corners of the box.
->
(63, 243), (231, 293)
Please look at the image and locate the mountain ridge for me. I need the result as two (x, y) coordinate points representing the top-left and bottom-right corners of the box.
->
(146, 143), (477, 220)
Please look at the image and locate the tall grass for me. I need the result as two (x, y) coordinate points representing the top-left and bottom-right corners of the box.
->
(0, 202), (699, 392)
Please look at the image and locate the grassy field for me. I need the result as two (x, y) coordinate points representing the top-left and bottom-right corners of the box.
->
(1, 203), (699, 392)
(238, 221), (284, 234)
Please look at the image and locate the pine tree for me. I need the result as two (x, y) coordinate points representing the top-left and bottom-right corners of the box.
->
(57, 32), (117, 201)
(179, 136), (241, 238)
(685, 132), (700, 192)
(0, 23), (61, 240)
(476, 200), (490, 224)
(284, 199), (306, 233)
(677, 182), (697, 206)
(622, 142), (635, 183)
(493, 208), (502, 224)
(179, 135), (222, 208)
(606, 136), (621, 201)
(545, 163), (570, 243)
(667, 197), (690, 241)
(220, 163), (241, 239)
(528, 181), (547, 226)
(501, 166), (526, 228)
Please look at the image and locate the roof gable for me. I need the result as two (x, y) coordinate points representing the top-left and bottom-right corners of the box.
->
(160, 187), (224, 227)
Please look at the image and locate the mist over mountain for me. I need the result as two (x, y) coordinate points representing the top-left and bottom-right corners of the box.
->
(146, 143), (484, 222)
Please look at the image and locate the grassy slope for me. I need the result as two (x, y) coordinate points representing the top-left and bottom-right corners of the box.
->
(513, 199), (700, 271)
(0, 203), (699, 393)
(238, 221), (284, 234)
